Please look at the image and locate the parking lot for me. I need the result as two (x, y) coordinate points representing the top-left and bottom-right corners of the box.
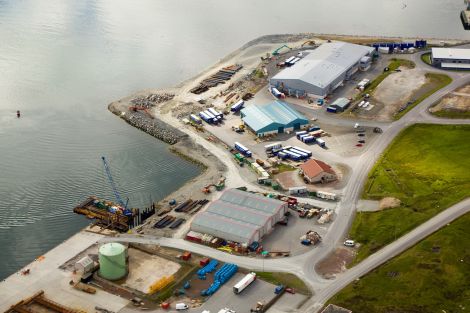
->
(188, 272), (278, 313)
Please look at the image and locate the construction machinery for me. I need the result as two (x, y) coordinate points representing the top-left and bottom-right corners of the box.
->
(129, 105), (153, 118)
(272, 45), (292, 56)
(301, 40), (316, 47)
(101, 156), (128, 209)
(202, 177), (226, 193)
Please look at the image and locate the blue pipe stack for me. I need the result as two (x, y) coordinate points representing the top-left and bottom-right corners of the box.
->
(201, 263), (238, 296)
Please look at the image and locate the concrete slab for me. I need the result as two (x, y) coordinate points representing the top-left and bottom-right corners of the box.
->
(0, 231), (129, 312)
(357, 199), (381, 212)
(123, 248), (181, 294)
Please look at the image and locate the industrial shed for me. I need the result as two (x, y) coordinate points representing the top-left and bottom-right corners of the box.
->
(431, 47), (470, 69)
(190, 189), (288, 244)
(270, 42), (374, 97)
(240, 100), (309, 137)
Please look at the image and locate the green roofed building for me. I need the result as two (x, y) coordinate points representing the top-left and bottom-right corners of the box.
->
(240, 100), (309, 137)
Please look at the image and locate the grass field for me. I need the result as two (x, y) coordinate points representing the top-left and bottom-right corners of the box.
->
(255, 272), (310, 295)
(329, 212), (470, 312)
(350, 124), (470, 263)
(420, 52), (432, 65)
(393, 73), (452, 120)
(431, 110), (470, 119)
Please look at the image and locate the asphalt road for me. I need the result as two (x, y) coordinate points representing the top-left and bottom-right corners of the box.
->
(107, 55), (470, 313)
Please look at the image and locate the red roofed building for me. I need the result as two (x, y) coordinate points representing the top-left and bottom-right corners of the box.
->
(299, 159), (337, 184)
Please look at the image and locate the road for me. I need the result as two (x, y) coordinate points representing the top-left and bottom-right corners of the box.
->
(110, 53), (470, 312)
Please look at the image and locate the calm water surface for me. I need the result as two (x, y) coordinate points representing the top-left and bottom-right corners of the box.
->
(0, 0), (468, 280)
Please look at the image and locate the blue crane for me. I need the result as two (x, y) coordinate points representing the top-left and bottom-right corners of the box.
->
(101, 156), (128, 209)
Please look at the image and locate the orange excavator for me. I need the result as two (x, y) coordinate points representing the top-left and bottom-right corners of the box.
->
(129, 105), (153, 118)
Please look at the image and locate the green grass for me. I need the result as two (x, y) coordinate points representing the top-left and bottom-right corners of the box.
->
(393, 73), (453, 120)
(421, 52), (432, 65)
(275, 163), (297, 173)
(431, 110), (470, 119)
(328, 213), (470, 313)
(350, 124), (470, 264)
(255, 272), (310, 295)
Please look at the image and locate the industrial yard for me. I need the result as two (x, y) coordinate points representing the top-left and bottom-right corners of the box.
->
(2, 32), (470, 313)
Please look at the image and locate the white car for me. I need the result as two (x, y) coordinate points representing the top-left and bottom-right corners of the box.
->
(344, 240), (355, 247)
(176, 303), (189, 310)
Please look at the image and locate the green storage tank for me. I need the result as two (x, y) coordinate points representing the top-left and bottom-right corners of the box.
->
(98, 243), (127, 281)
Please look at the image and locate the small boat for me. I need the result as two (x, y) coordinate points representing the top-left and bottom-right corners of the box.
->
(17, 110), (21, 118)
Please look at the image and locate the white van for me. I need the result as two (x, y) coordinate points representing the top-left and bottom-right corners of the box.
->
(176, 303), (189, 310)
(344, 240), (355, 247)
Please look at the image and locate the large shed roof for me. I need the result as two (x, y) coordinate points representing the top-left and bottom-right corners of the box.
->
(241, 101), (308, 133)
(432, 48), (470, 60)
(190, 189), (286, 244)
(272, 42), (374, 88)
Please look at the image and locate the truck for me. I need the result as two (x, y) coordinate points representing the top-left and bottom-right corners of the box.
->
(316, 138), (326, 147)
(233, 272), (256, 294)
(205, 109), (221, 122)
(231, 100), (244, 112)
(234, 142), (252, 157)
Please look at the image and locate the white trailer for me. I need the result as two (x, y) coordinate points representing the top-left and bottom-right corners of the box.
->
(316, 191), (337, 200)
(264, 142), (282, 151)
(233, 272), (257, 294)
(288, 186), (308, 195)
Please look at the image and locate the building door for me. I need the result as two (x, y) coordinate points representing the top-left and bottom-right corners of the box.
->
(293, 123), (300, 130)
(278, 126), (284, 133)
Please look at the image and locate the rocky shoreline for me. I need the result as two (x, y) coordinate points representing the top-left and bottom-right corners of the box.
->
(108, 100), (186, 145)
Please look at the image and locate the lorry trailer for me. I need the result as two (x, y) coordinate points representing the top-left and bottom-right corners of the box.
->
(302, 135), (315, 144)
(231, 100), (244, 112)
(289, 148), (309, 159)
(264, 142), (282, 151)
(205, 110), (221, 122)
(316, 138), (326, 147)
(292, 146), (312, 156)
(233, 272), (256, 294)
(199, 111), (214, 123)
(234, 142), (252, 157)
(296, 130), (307, 139)
(316, 191), (337, 200)
(208, 107), (223, 119)
(190, 114), (202, 124)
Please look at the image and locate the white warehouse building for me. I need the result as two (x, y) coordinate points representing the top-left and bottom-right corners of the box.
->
(431, 47), (470, 69)
(270, 42), (374, 97)
(190, 189), (288, 244)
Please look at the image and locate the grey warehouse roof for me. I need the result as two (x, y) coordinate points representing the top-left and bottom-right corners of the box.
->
(272, 42), (374, 88)
(219, 188), (285, 214)
(190, 189), (286, 243)
(432, 48), (470, 60)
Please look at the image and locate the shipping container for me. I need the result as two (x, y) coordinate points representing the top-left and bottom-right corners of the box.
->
(233, 272), (257, 294)
(231, 100), (244, 112)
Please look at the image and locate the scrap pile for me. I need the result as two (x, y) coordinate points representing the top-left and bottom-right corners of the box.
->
(130, 93), (175, 108)
(190, 64), (243, 94)
(300, 230), (322, 246)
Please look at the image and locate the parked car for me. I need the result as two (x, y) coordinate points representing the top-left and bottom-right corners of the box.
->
(285, 288), (296, 294)
(344, 240), (355, 247)
(176, 303), (189, 310)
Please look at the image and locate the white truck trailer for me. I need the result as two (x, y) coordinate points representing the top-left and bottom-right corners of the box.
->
(233, 272), (256, 294)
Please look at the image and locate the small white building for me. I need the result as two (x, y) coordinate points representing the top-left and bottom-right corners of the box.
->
(431, 48), (470, 69)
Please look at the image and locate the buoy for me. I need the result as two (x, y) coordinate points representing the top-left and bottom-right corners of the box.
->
(16, 110), (20, 118)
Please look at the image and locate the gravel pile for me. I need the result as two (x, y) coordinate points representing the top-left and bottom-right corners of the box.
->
(125, 111), (186, 145)
(131, 93), (175, 108)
